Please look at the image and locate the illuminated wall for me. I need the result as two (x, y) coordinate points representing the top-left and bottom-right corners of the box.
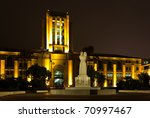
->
(142, 64), (150, 76)
(113, 64), (117, 87)
(14, 60), (19, 78)
(68, 60), (73, 86)
(103, 63), (108, 87)
(27, 60), (31, 68)
(131, 65), (135, 79)
(0, 60), (5, 79)
(122, 65), (126, 78)
(94, 63), (97, 71)
(49, 53), (69, 86)
(88, 55), (143, 87)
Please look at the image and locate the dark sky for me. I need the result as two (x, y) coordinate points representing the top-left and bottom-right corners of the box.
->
(0, 0), (150, 58)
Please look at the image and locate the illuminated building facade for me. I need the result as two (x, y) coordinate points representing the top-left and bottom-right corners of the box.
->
(0, 10), (148, 88)
(85, 54), (142, 87)
(142, 59), (150, 76)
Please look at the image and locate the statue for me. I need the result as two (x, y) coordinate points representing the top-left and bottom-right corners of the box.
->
(75, 52), (90, 87)
(79, 52), (87, 75)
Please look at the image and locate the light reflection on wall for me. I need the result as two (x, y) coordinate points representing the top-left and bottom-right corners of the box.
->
(68, 60), (73, 86)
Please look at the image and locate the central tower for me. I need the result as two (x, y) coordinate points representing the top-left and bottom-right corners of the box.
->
(41, 10), (73, 87)
(42, 10), (70, 53)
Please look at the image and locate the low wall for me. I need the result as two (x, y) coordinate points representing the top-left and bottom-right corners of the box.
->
(0, 91), (25, 97)
(119, 90), (150, 93)
(50, 88), (117, 95)
(0, 90), (48, 97)
(98, 89), (117, 95)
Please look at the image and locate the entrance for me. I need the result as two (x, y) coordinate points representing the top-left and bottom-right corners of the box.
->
(54, 65), (64, 88)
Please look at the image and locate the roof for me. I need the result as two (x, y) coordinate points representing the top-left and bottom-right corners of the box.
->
(72, 52), (141, 59)
(47, 10), (68, 17)
(0, 48), (39, 53)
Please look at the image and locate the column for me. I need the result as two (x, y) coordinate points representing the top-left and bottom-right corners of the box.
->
(103, 63), (107, 87)
(65, 15), (69, 53)
(66, 15), (69, 46)
(44, 56), (50, 70)
(68, 60), (73, 86)
(59, 18), (62, 45)
(0, 60), (5, 79)
(49, 16), (53, 44)
(131, 65), (135, 79)
(122, 65), (126, 78)
(46, 11), (50, 50)
(14, 60), (19, 78)
(148, 67), (150, 76)
(49, 16), (53, 52)
(113, 64), (117, 87)
(64, 18), (67, 46)
(55, 17), (57, 45)
(27, 60), (31, 68)
(93, 63), (98, 87)
(139, 64), (142, 73)
(94, 63), (97, 71)
(27, 60), (32, 82)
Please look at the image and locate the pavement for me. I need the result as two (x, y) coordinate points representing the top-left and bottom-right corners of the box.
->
(0, 92), (150, 101)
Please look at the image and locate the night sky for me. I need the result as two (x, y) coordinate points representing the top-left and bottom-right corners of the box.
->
(0, 0), (150, 58)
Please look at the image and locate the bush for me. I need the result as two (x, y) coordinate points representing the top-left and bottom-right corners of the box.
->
(117, 78), (141, 90)
(0, 77), (30, 91)
(16, 78), (30, 90)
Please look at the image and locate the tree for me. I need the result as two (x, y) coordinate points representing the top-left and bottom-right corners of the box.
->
(87, 65), (95, 86)
(82, 45), (94, 55)
(26, 64), (51, 89)
(87, 66), (106, 87)
(96, 73), (106, 87)
(138, 73), (150, 89)
(117, 77), (141, 90)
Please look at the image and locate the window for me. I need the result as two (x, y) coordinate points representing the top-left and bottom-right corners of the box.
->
(117, 61), (122, 71)
(117, 73), (122, 77)
(126, 60), (131, 63)
(6, 56), (14, 69)
(98, 61), (103, 70)
(19, 62), (27, 69)
(57, 22), (60, 26)
(144, 61), (149, 64)
(144, 66), (149, 70)
(107, 73), (113, 77)
(126, 66), (131, 71)
(126, 73), (131, 77)
(107, 61), (112, 71)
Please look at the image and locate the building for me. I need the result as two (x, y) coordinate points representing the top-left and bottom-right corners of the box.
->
(86, 53), (142, 87)
(0, 10), (147, 88)
(0, 10), (73, 88)
(142, 59), (150, 76)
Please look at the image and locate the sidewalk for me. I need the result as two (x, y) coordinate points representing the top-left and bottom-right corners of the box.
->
(119, 90), (150, 94)
(0, 90), (48, 97)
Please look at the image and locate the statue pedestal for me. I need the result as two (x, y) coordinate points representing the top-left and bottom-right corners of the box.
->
(75, 75), (91, 87)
